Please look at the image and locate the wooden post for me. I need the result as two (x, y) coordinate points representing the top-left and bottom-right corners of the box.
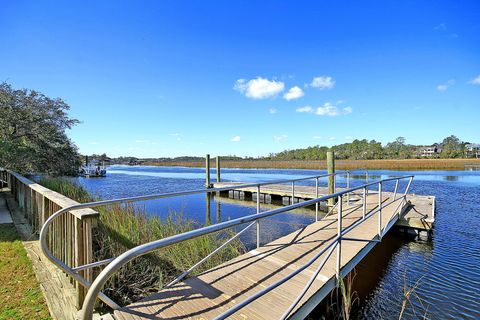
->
(74, 217), (85, 309)
(205, 193), (211, 225)
(216, 156), (221, 183)
(205, 154), (211, 188)
(327, 151), (335, 207)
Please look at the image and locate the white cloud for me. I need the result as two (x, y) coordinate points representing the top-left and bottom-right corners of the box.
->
(89, 141), (99, 145)
(296, 106), (313, 113)
(316, 102), (352, 116)
(269, 108), (278, 114)
(297, 102), (352, 116)
(329, 137), (336, 141)
(273, 134), (288, 142)
(309, 76), (335, 90)
(342, 106), (353, 114)
(231, 135), (241, 142)
(283, 86), (304, 101)
(312, 136), (322, 140)
(437, 79), (455, 91)
(234, 77), (285, 99)
(470, 75), (480, 85)
(345, 136), (354, 141)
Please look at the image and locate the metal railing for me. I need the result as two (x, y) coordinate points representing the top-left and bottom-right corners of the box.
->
(38, 170), (412, 319)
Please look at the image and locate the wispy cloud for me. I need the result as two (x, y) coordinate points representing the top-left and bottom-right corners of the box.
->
(89, 141), (99, 145)
(434, 23), (459, 39)
(269, 108), (278, 114)
(135, 139), (149, 143)
(309, 76), (335, 90)
(297, 102), (352, 116)
(296, 106), (313, 113)
(329, 137), (336, 141)
(231, 135), (241, 142)
(437, 79), (455, 91)
(234, 77), (285, 99)
(469, 75), (480, 85)
(434, 23), (447, 31)
(345, 136), (354, 141)
(273, 134), (288, 142)
(283, 86), (304, 101)
(312, 136), (322, 140)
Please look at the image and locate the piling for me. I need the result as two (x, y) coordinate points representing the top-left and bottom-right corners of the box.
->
(205, 154), (211, 188)
(216, 156), (221, 182)
(327, 151), (335, 207)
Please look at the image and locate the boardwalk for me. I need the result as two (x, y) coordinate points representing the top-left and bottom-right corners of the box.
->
(114, 194), (410, 319)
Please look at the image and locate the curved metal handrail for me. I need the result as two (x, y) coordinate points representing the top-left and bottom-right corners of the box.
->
(39, 170), (360, 309)
(79, 175), (413, 319)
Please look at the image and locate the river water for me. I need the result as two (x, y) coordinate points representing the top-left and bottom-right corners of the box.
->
(71, 165), (480, 319)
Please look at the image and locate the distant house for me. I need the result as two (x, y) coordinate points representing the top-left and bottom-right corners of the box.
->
(415, 145), (441, 157)
(465, 143), (480, 158)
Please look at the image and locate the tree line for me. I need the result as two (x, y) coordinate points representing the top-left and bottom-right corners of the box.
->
(0, 82), (80, 175)
(264, 136), (471, 161)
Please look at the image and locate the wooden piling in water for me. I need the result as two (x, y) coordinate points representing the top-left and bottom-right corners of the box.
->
(205, 154), (211, 188)
(216, 156), (221, 182)
(327, 151), (335, 207)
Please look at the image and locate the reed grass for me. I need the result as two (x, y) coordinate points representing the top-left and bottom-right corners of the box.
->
(144, 158), (480, 170)
(38, 178), (245, 306)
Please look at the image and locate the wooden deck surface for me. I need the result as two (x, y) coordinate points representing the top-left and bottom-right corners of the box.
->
(114, 194), (406, 320)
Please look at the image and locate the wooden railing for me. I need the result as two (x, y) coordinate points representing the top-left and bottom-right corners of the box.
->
(0, 168), (98, 308)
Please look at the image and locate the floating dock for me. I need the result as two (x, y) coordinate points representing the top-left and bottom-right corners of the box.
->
(213, 182), (435, 232)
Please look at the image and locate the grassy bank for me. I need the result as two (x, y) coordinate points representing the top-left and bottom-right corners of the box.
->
(39, 178), (245, 306)
(0, 224), (51, 320)
(144, 158), (480, 170)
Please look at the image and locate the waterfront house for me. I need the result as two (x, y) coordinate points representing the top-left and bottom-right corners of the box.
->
(465, 143), (480, 158)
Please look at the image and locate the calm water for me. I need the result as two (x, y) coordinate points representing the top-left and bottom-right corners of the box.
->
(72, 165), (480, 319)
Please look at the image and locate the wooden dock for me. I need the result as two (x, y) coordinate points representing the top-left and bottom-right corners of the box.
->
(213, 182), (434, 232)
(114, 185), (435, 319)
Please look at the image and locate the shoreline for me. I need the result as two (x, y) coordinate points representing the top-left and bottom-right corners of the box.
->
(138, 158), (480, 171)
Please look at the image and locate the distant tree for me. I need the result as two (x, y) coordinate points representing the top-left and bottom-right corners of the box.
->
(440, 135), (464, 158)
(0, 82), (80, 175)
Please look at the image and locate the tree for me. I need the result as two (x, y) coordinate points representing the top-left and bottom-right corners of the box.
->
(440, 135), (464, 158)
(0, 82), (81, 175)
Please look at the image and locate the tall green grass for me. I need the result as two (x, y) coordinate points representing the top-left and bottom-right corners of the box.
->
(39, 178), (245, 305)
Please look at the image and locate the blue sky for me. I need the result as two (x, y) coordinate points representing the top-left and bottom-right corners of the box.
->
(1, 1), (479, 157)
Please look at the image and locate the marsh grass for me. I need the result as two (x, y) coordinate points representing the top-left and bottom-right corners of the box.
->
(38, 178), (245, 306)
(322, 270), (359, 320)
(145, 158), (480, 170)
(398, 273), (428, 320)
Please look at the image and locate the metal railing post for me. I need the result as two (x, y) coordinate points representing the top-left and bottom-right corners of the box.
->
(378, 182), (382, 238)
(256, 185), (261, 248)
(291, 181), (295, 205)
(362, 186), (367, 219)
(346, 171), (350, 204)
(365, 170), (369, 195)
(315, 177), (319, 221)
(393, 179), (399, 200)
(336, 195), (342, 282)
